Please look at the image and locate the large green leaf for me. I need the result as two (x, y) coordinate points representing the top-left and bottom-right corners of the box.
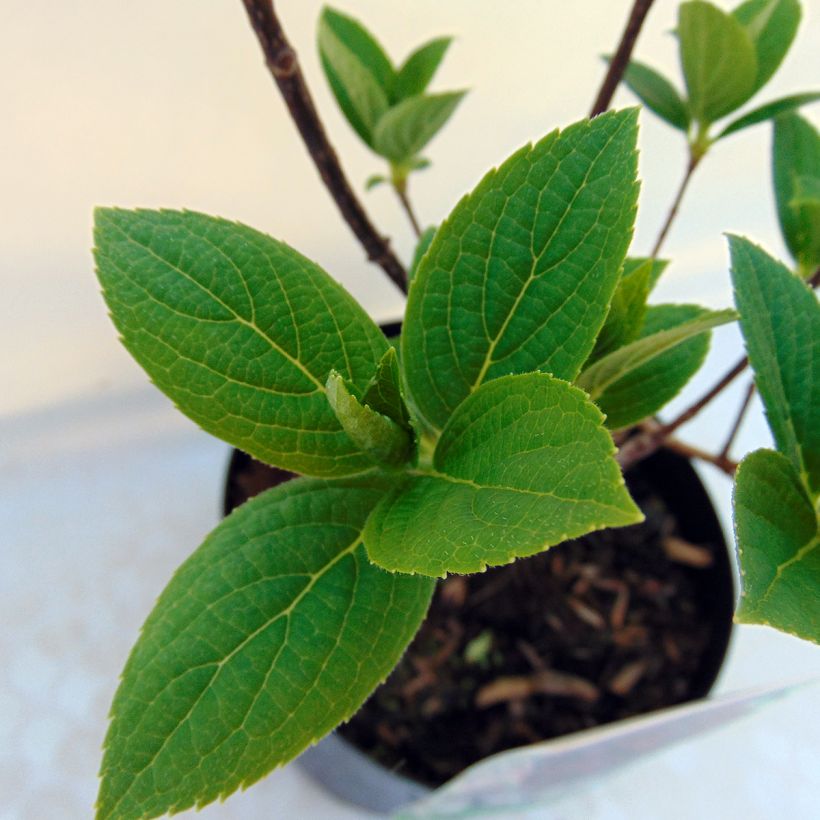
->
(734, 449), (819, 643)
(97, 476), (434, 819)
(618, 59), (690, 131)
(408, 225), (436, 286)
(392, 37), (452, 102)
(589, 304), (716, 430)
(732, 0), (801, 94)
(678, 1), (758, 124)
(363, 373), (642, 577)
(318, 8), (392, 146)
(94, 208), (389, 477)
(372, 91), (466, 163)
(587, 257), (653, 363)
(402, 109), (640, 433)
(729, 235), (820, 497)
(717, 91), (820, 139)
(577, 306), (734, 402)
(326, 371), (412, 466)
(773, 113), (820, 270)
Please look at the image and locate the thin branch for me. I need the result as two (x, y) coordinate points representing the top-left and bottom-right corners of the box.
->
(393, 183), (422, 238)
(618, 356), (748, 470)
(719, 379), (755, 460)
(664, 436), (738, 476)
(590, 0), (657, 117)
(241, 0), (408, 293)
(651, 152), (701, 258)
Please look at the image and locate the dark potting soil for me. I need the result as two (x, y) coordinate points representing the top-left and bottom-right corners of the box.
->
(224, 450), (724, 789)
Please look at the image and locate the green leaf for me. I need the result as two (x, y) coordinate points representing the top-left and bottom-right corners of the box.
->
(318, 8), (392, 145)
(678, 1), (758, 125)
(733, 0), (801, 94)
(734, 449), (819, 643)
(372, 91), (466, 163)
(576, 307), (734, 401)
(773, 113), (820, 269)
(590, 304), (716, 430)
(402, 109), (640, 433)
(363, 373), (642, 577)
(392, 37), (452, 102)
(94, 208), (389, 477)
(587, 257), (653, 363)
(362, 347), (412, 430)
(791, 174), (820, 207)
(729, 235), (820, 497)
(717, 91), (820, 139)
(623, 255), (670, 291)
(97, 476), (434, 819)
(326, 371), (412, 466)
(365, 174), (388, 190)
(616, 58), (690, 131)
(408, 225), (436, 285)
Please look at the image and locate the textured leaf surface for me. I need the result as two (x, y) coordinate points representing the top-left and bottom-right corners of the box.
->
(402, 109), (640, 432)
(577, 307), (734, 401)
(734, 449), (819, 643)
(773, 113), (820, 269)
(729, 235), (820, 496)
(717, 91), (820, 138)
(364, 374), (642, 577)
(97, 476), (434, 819)
(362, 347), (412, 430)
(409, 225), (436, 285)
(733, 0), (801, 94)
(591, 304), (714, 430)
(679, 1), (757, 124)
(619, 59), (690, 130)
(318, 8), (392, 145)
(326, 371), (412, 466)
(392, 37), (452, 102)
(373, 91), (465, 162)
(587, 257), (653, 363)
(791, 174), (820, 207)
(94, 208), (389, 476)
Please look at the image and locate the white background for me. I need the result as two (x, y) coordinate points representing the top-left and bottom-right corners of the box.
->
(2, 1), (819, 818)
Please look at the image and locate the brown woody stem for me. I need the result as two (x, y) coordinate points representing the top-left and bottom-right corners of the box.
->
(719, 379), (756, 460)
(241, 0), (408, 293)
(590, 0), (657, 117)
(651, 151), (701, 258)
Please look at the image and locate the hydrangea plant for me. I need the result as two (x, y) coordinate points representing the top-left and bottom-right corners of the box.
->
(92, 2), (818, 817)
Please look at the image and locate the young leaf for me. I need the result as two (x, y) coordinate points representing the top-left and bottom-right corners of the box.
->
(392, 37), (453, 102)
(97, 476), (434, 820)
(362, 347), (412, 430)
(773, 113), (820, 270)
(716, 91), (820, 139)
(729, 236), (820, 496)
(590, 304), (715, 430)
(318, 8), (392, 145)
(734, 448), (819, 643)
(615, 58), (690, 131)
(624, 255), (670, 291)
(408, 225), (436, 285)
(326, 371), (412, 466)
(365, 173), (388, 190)
(587, 257), (653, 363)
(363, 373), (642, 577)
(402, 109), (640, 433)
(94, 208), (389, 477)
(372, 91), (466, 163)
(732, 0), (801, 94)
(576, 307), (735, 402)
(678, 1), (758, 125)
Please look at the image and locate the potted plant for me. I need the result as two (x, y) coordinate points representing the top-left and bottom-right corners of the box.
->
(92, 1), (818, 818)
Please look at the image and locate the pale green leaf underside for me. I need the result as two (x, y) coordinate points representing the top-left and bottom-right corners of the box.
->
(592, 304), (714, 430)
(717, 91), (820, 139)
(732, 0), (801, 95)
(402, 109), (640, 433)
(773, 113), (820, 269)
(729, 235), (820, 497)
(734, 449), (819, 643)
(326, 371), (411, 466)
(373, 91), (465, 163)
(619, 59), (690, 131)
(94, 208), (388, 477)
(679, 1), (758, 124)
(577, 306), (735, 400)
(364, 374), (642, 577)
(97, 476), (434, 820)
